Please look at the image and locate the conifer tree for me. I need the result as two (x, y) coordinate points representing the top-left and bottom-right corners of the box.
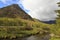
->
(55, 2), (60, 18)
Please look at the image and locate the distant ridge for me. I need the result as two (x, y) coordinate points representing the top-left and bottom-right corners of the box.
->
(41, 20), (56, 24)
(0, 4), (33, 20)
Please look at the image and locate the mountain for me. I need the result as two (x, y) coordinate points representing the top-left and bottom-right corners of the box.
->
(41, 20), (56, 24)
(0, 4), (33, 20)
(33, 18), (56, 24)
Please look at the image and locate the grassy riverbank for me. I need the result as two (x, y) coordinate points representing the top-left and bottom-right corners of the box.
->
(0, 17), (50, 39)
(0, 17), (60, 39)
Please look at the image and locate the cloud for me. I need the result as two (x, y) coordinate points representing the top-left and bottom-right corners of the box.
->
(0, 0), (12, 3)
(0, 0), (19, 4)
(17, 0), (30, 12)
(21, 0), (60, 21)
(0, 0), (7, 3)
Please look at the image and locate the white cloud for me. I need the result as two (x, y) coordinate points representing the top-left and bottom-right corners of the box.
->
(21, 0), (60, 21)
(0, 0), (14, 4)
(0, 0), (7, 3)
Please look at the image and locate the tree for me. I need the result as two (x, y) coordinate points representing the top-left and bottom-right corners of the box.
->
(55, 2), (60, 18)
(57, 2), (60, 7)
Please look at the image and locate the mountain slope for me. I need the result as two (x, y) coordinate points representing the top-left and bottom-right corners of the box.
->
(0, 4), (33, 20)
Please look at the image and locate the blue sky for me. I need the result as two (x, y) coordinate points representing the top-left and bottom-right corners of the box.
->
(0, 0), (18, 8)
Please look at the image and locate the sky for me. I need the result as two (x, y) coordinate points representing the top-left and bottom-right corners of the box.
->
(0, 0), (60, 21)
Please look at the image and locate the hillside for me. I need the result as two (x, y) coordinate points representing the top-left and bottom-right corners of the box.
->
(0, 4), (33, 20)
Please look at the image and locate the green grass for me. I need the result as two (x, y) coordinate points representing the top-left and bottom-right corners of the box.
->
(50, 37), (60, 40)
(0, 17), (51, 39)
(0, 17), (60, 39)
